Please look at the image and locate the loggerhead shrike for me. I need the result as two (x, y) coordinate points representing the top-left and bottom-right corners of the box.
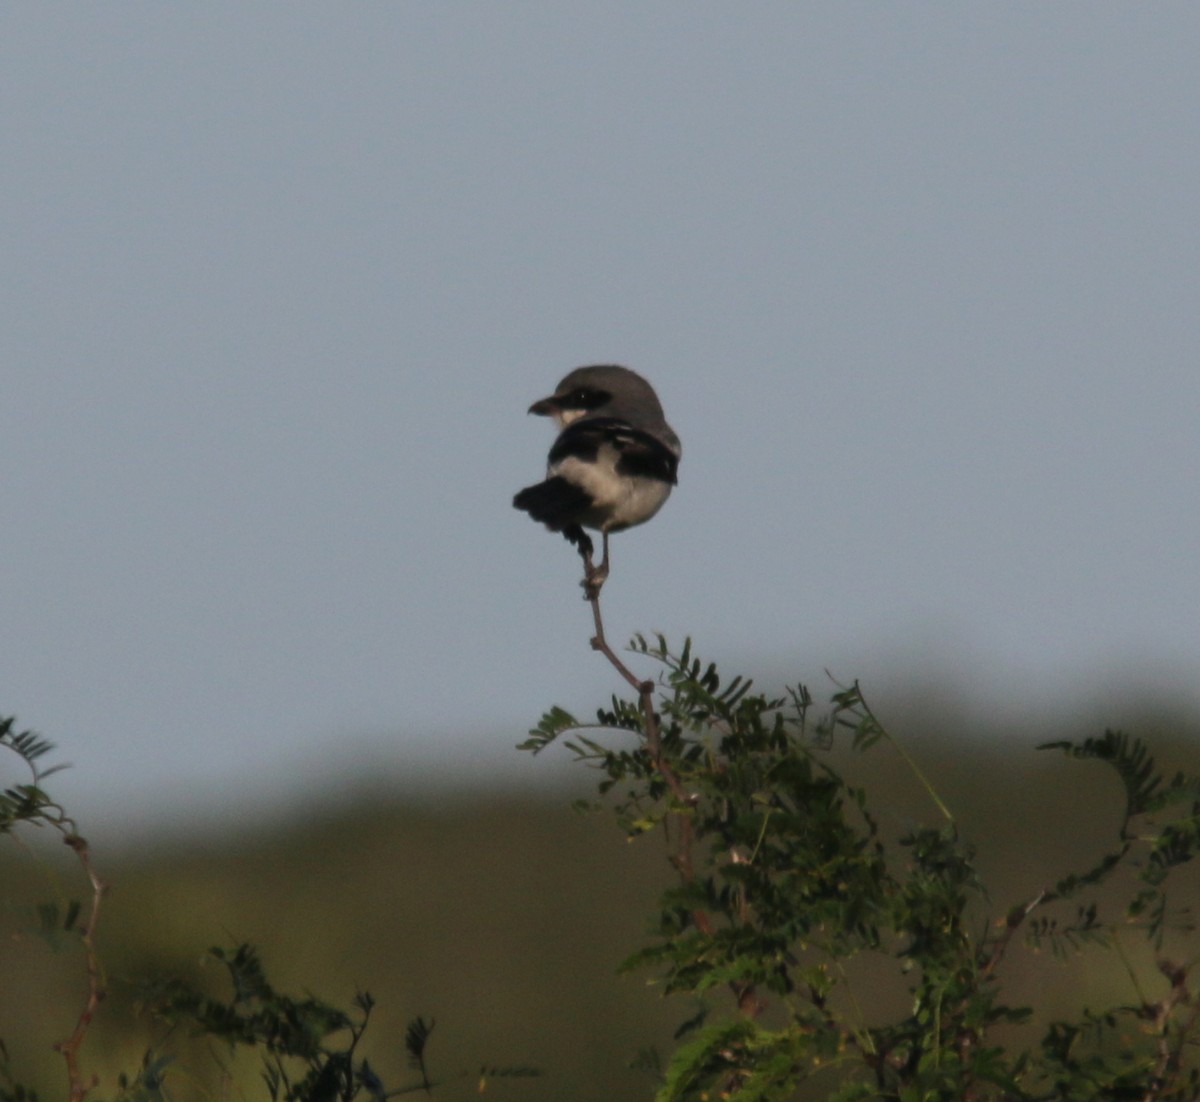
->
(513, 365), (681, 594)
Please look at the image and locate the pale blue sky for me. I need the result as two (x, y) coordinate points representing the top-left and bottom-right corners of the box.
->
(2, 5), (1197, 835)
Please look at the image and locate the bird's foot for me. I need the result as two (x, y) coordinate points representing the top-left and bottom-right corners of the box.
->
(580, 559), (609, 600)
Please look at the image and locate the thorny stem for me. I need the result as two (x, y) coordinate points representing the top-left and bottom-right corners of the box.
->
(950, 889), (1048, 1101)
(53, 829), (108, 1102)
(1141, 960), (1193, 1102)
(980, 890), (1047, 982)
(585, 587), (692, 832)
(589, 599), (698, 888)
(584, 583), (764, 1017)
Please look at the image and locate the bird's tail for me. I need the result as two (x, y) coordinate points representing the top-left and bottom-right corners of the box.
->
(512, 476), (593, 530)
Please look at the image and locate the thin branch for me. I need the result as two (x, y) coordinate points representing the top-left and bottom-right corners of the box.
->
(979, 890), (1047, 982)
(1140, 960), (1191, 1102)
(583, 583), (764, 1017)
(954, 888), (1049, 1101)
(586, 586), (688, 807)
(850, 680), (955, 825)
(1111, 926), (1151, 1007)
(53, 829), (108, 1102)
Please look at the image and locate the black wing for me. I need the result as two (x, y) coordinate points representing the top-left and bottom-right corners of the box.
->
(548, 417), (679, 485)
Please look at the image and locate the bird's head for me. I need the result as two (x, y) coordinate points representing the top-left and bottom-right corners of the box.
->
(528, 364), (663, 429)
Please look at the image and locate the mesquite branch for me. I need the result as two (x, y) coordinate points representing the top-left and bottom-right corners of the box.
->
(584, 583), (762, 1016)
(49, 821), (108, 1102)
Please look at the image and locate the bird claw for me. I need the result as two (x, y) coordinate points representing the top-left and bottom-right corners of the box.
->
(580, 560), (609, 600)
(579, 530), (611, 600)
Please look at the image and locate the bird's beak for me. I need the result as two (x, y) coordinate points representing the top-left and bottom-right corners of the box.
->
(528, 395), (559, 416)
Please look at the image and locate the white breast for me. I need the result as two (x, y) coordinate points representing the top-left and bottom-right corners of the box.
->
(550, 446), (673, 532)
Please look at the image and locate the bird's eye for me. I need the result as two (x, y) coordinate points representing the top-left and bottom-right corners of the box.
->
(566, 387), (610, 410)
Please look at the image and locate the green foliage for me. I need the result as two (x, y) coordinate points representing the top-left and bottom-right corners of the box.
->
(1, 1038), (43, 1102)
(0, 719), (104, 1102)
(5, 630), (1200, 1101)
(144, 944), (540, 1100)
(148, 943), (378, 1101)
(524, 637), (1200, 1101)
(0, 717), (69, 836)
(0, 721), (539, 1101)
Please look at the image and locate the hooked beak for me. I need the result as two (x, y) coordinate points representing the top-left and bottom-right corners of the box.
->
(528, 395), (559, 416)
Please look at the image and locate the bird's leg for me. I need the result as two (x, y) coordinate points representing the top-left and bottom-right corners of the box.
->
(562, 524), (609, 599)
(562, 524), (595, 572)
(581, 531), (610, 600)
(596, 530), (610, 583)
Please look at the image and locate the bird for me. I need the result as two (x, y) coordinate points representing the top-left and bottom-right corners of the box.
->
(514, 365), (681, 596)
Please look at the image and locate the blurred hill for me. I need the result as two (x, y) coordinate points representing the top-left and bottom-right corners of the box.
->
(3, 692), (1199, 1100)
